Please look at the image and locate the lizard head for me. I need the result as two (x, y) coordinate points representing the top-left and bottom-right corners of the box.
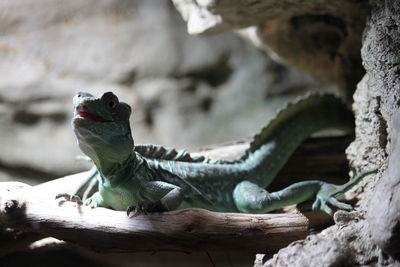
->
(72, 92), (134, 168)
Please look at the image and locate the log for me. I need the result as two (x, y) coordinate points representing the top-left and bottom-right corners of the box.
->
(0, 135), (351, 253)
(0, 177), (308, 253)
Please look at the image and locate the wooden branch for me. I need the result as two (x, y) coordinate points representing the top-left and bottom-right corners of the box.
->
(0, 230), (46, 256)
(0, 178), (308, 253)
(28, 237), (69, 251)
(0, 136), (350, 253)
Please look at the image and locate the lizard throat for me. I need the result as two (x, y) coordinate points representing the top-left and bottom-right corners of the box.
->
(99, 153), (143, 187)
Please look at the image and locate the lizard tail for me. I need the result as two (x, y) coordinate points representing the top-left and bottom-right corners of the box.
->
(240, 93), (354, 187)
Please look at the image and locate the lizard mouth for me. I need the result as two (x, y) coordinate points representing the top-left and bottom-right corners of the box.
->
(74, 110), (111, 122)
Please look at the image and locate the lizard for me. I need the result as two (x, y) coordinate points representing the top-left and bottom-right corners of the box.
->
(57, 91), (376, 216)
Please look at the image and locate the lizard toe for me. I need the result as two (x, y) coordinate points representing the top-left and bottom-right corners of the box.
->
(56, 193), (82, 205)
(320, 202), (333, 216)
(312, 198), (321, 211)
(327, 197), (352, 210)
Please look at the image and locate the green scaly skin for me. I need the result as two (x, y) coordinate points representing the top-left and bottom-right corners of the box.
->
(62, 91), (376, 216)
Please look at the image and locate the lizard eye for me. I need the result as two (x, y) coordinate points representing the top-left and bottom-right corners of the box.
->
(108, 99), (118, 109)
(102, 92), (119, 110)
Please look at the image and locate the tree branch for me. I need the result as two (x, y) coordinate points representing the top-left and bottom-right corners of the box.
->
(0, 136), (350, 253)
(0, 177), (309, 253)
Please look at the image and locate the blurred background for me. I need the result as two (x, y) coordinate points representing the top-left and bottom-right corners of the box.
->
(0, 0), (333, 185)
(0, 0), (336, 266)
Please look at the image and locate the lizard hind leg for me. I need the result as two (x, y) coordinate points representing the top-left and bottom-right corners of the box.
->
(233, 181), (280, 213)
(232, 180), (322, 214)
(233, 169), (377, 215)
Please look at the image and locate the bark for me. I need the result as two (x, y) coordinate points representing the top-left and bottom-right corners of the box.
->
(0, 181), (308, 253)
(0, 136), (348, 255)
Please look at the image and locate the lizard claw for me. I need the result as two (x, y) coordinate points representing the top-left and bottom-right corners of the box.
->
(126, 206), (137, 218)
(55, 193), (83, 205)
(83, 197), (98, 209)
(126, 201), (164, 218)
(126, 204), (147, 218)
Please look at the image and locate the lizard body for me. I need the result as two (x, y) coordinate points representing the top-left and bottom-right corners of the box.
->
(67, 91), (374, 215)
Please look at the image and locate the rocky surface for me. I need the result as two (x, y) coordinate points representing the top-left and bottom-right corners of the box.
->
(258, 1), (400, 266)
(2, 0), (399, 266)
(0, 0), (325, 184)
(173, 0), (400, 265)
(361, 0), (400, 258)
(173, 0), (369, 96)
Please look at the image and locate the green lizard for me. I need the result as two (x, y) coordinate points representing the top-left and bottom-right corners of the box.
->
(58, 91), (376, 216)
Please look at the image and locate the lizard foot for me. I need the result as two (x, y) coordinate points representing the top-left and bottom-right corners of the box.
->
(55, 193), (83, 205)
(312, 183), (352, 215)
(83, 197), (99, 209)
(126, 204), (147, 218)
(313, 169), (378, 215)
(126, 202), (164, 218)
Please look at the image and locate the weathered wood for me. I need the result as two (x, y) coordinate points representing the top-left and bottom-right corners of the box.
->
(0, 180), (308, 253)
(0, 230), (46, 256)
(0, 135), (351, 254)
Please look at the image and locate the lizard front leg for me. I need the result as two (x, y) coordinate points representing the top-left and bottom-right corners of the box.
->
(55, 166), (98, 204)
(128, 181), (184, 216)
(84, 192), (107, 208)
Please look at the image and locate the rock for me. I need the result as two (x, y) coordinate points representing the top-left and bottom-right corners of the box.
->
(361, 1), (400, 257)
(263, 219), (381, 266)
(368, 110), (400, 255)
(172, 0), (369, 94)
(263, 1), (400, 265)
(333, 210), (359, 227)
(0, 0), (323, 182)
(264, 233), (350, 267)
